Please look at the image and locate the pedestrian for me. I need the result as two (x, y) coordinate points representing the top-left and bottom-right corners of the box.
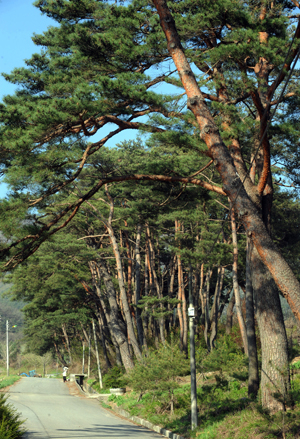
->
(62, 366), (68, 383)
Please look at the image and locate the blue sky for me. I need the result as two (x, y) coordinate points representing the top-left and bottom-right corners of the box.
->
(1, 0), (56, 100)
(0, 0), (56, 197)
(0, 0), (157, 198)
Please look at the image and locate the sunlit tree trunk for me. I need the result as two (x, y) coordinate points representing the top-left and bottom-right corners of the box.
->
(135, 223), (145, 348)
(231, 204), (248, 355)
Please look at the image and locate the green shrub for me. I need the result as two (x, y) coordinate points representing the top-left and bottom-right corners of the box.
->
(0, 393), (25, 439)
(290, 360), (300, 370)
(198, 335), (247, 374)
(128, 341), (189, 414)
(102, 366), (127, 389)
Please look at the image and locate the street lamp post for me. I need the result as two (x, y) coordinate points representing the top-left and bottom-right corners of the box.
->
(6, 320), (9, 377)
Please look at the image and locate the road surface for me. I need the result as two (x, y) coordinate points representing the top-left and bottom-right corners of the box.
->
(7, 378), (163, 439)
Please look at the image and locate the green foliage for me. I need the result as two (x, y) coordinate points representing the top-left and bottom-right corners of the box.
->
(128, 342), (189, 397)
(0, 393), (25, 439)
(290, 360), (300, 370)
(102, 366), (127, 389)
(197, 334), (247, 374)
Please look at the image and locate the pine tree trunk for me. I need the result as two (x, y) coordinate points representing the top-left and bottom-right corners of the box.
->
(176, 220), (187, 355)
(147, 226), (166, 344)
(80, 322), (98, 358)
(124, 224), (133, 317)
(85, 192), (142, 360)
(61, 324), (72, 364)
(210, 266), (225, 349)
(102, 188), (142, 360)
(168, 255), (176, 330)
(177, 251), (186, 353)
(144, 251), (149, 339)
(199, 263), (205, 326)
(96, 311), (112, 370)
(226, 293), (235, 335)
(53, 337), (67, 367)
(91, 260), (134, 372)
(231, 204), (248, 355)
(108, 227), (142, 359)
(203, 268), (212, 350)
(251, 247), (290, 411)
(135, 223), (145, 348)
(246, 237), (259, 397)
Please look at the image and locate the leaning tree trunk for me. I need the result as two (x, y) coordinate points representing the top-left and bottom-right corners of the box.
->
(107, 224), (142, 360)
(85, 192), (142, 361)
(90, 260), (135, 372)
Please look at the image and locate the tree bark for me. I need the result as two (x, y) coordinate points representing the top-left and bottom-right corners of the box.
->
(86, 190), (142, 360)
(90, 260), (135, 372)
(147, 226), (166, 344)
(245, 237), (259, 397)
(231, 204), (248, 355)
(209, 266), (225, 349)
(226, 293), (235, 335)
(61, 324), (72, 364)
(96, 311), (112, 370)
(53, 336), (67, 367)
(106, 218), (142, 359)
(80, 322), (98, 359)
(135, 223), (145, 348)
(203, 268), (212, 350)
(176, 220), (187, 355)
(251, 247), (290, 411)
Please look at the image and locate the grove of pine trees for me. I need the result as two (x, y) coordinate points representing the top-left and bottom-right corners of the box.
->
(1, 0), (300, 413)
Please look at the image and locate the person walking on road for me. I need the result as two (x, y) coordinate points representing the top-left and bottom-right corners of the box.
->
(62, 367), (68, 383)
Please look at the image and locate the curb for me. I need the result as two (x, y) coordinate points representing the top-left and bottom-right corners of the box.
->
(74, 381), (186, 439)
(111, 405), (186, 439)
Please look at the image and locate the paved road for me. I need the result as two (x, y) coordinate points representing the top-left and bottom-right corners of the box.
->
(7, 378), (163, 439)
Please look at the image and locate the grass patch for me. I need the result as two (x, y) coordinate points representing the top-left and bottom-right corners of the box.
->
(101, 402), (112, 409)
(0, 376), (21, 390)
(86, 378), (112, 394)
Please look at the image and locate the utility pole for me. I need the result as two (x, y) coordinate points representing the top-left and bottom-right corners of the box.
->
(92, 319), (103, 389)
(82, 342), (85, 374)
(87, 325), (91, 379)
(188, 265), (197, 430)
(6, 320), (9, 377)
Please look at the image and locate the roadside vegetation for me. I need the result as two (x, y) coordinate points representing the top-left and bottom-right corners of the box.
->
(87, 331), (300, 439)
(0, 376), (21, 390)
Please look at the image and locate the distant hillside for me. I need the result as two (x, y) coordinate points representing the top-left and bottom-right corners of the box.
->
(0, 282), (24, 340)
